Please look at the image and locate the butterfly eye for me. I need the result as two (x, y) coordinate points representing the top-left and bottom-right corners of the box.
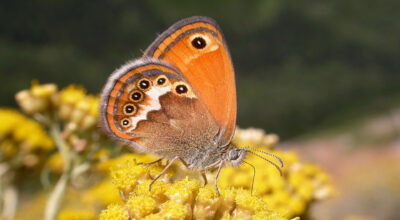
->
(123, 103), (137, 116)
(129, 90), (144, 102)
(191, 37), (207, 49)
(137, 78), (152, 91)
(175, 84), (188, 94)
(120, 118), (131, 128)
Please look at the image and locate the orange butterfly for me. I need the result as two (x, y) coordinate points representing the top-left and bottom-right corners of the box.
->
(100, 16), (282, 195)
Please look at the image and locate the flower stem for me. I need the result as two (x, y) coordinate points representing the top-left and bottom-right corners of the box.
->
(44, 123), (72, 220)
(44, 173), (69, 220)
(2, 185), (18, 219)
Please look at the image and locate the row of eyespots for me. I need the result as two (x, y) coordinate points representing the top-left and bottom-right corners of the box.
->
(119, 75), (169, 128)
(119, 75), (191, 128)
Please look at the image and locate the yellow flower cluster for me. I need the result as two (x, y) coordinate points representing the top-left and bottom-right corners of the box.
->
(58, 85), (99, 131)
(15, 81), (99, 131)
(0, 108), (54, 163)
(99, 159), (292, 220)
(15, 80), (58, 115)
(223, 128), (334, 217)
(94, 128), (332, 219)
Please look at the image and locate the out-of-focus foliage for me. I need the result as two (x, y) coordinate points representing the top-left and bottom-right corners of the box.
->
(1, 0), (399, 138)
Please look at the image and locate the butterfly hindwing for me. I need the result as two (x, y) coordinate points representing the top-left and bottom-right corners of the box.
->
(100, 59), (219, 157)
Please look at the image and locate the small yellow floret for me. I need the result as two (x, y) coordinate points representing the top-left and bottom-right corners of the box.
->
(235, 189), (267, 212)
(99, 204), (129, 220)
(165, 177), (200, 204)
(110, 161), (148, 197)
(142, 213), (164, 220)
(252, 210), (287, 220)
(134, 179), (168, 203)
(194, 187), (220, 219)
(159, 200), (189, 220)
(126, 195), (157, 218)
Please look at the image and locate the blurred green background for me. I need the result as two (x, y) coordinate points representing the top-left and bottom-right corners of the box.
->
(1, 0), (400, 139)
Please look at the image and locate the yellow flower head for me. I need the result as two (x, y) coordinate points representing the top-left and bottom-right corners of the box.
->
(159, 200), (189, 220)
(30, 80), (58, 98)
(57, 85), (100, 130)
(126, 195), (157, 218)
(165, 177), (200, 204)
(99, 154), (291, 219)
(15, 81), (57, 114)
(100, 204), (129, 220)
(0, 108), (54, 161)
(194, 187), (220, 219)
(59, 85), (86, 105)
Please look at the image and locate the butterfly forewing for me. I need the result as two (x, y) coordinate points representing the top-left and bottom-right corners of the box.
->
(144, 16), (237, 146)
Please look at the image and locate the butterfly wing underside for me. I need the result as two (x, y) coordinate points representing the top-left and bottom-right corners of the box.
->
(100, 60), (220, 159)
(144, 16), (237, 147)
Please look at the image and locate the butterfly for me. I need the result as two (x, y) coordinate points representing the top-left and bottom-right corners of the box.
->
(100, 16), (283, 195)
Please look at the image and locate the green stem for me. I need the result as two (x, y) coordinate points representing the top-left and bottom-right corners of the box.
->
(44, 123), (72, 220)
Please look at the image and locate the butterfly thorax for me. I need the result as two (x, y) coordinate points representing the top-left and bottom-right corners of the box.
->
(182, 143), (248, 170)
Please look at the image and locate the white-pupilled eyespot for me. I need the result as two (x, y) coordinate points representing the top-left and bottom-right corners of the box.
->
(122, 103), (137, 116)
(129, 89), (144, 102)
(120, 117), (131, 128)
(189, 34), (209, 50)
(137, 78), (152, 91)
(154, 75), (169, 87)
(172, 81), (191, 96)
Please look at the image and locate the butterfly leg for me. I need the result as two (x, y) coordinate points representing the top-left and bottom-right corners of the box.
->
(201, 172), (208, 186)
(138, 158), (163, 166)
(149, 156), (179, 192)
(214, 161), (224, 196)
(178, 158), (208, 186)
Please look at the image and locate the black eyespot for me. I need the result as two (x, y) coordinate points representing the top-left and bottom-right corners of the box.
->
(129, 90), (144, 102)
(138, 79), (150, 90)
(176, 85), (188, 94)
(191, 37), (206, 49)
(157, 77), (166, 85)
(125, 105), (135, 114)
(123, 103), (137, 115)
(121, 118), (130, 127)
(131, 92), (142, 101)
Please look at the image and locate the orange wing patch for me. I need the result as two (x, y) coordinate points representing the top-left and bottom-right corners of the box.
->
(144, 17), (237, 146)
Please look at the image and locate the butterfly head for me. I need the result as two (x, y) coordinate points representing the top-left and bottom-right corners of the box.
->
(225, 145), (249, 167)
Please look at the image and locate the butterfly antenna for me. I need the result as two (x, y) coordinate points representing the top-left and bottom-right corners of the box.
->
(242, 160), (255, 195)
(248, 147), (283, 168)
(247, 151), (283, 176)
